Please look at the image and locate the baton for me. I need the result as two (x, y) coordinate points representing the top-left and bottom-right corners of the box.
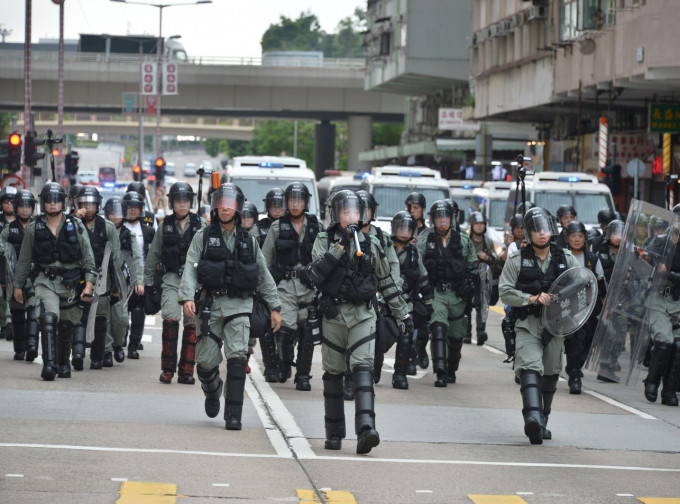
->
(353, 230), (363, 257)
(45, 129), (63, 182)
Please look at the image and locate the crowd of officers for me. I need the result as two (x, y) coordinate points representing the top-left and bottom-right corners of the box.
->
(3, 176), (679, 454)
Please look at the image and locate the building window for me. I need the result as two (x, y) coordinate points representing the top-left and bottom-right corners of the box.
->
(560, 0), (578, 41)
(380, 32), (391, 56)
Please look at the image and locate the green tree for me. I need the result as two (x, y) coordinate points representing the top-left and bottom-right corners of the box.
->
(261, 12), (323, 53)
(249, 120), (315, 167)
(373, 123), (403, 147)
(0, 113), (11, 139)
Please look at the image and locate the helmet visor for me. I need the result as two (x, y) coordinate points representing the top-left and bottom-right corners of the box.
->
(211, 188), (241, 211)
(331, 196), (364, 226)
(106, 200), (123, 219)
(525, 212), (553, 236)
(172, 192), (194, 203)
(42, 193), (65, 205)
(77, 195), (101, 205)
(392, 218), (416, 240)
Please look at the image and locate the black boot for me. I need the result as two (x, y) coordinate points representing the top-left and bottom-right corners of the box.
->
(373, 346), (384, 384)
(446, 338), (463, 384)
(71, 303), (89, 371)
(177, 325), (197, 385)
(127, 304), (145, 360)
(661, 340), (680, 407)
(294, 325), (314, 391)
(354, 364), (380, 454)
(407, 345), (418, 376)
(392, 330), (412, 390)
(10, 309), (26, 361)
(275, 327), (296, 383)
(644, 342), (673, 402)
(476, 322), (488, 346)
(57, 321), (73, 378)
(343, 352), (354, 400)
(90, 316), (107, 370)
(40, 312), (58, 381)
(416, 331), (429, 369)
(542, 374), (559, 440)
(197, 365), (223, 418)
(463, 325), (472, 344)
(568, 369), (582, 395)
(4, 322), (12, 341)
(519, 370), (544, 445)
(25, 306), (39, 362)
(113, 346), (125, 363)
(103, 352), (114, 367)
(430, 323), (448, 387)
(259, 331), (279, 383)
(225, 357), (247, 430)
(323, 372), (345, 450)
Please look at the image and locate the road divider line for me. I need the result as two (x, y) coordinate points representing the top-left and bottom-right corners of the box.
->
(468, 496), (528, 504)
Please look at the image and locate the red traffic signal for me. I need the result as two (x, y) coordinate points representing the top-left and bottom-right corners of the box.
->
(6, 133), (22, 172)
(9, 133), (21, 147)
(155, 157), (165, 168)
(132, 165), (142, 182)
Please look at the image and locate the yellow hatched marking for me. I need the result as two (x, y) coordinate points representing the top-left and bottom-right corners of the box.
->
(468, 496), (529, 504)
(116, 481), (178, 504)
(638, 499), (680, 504)
(297, 489), (358, 503)
(490, 305), (506, 316)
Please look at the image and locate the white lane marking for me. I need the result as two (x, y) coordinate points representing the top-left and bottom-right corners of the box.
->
(247, 360), (316, 459)
(415, 490), (433, 493)
(141, 334), (153, 342)
(3, 443), (679, 473)
(480, 342), (504, 355)
(382, 357), (427, 380)
(517, 492), (534, 495)
(212, 483), (230, 487)
(584, 390), (657, 420)
(616, 494), (635, 497)
(111, 478), (128, 482)
(6, 474), (24, 477)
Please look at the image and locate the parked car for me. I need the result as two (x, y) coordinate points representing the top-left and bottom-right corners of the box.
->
(165, 161), (176, 176)
(77, 170), (98, 185)
(184, 162), (197, 177)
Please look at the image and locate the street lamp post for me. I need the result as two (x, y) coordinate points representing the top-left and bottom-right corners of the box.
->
(110, 0), (212, 161)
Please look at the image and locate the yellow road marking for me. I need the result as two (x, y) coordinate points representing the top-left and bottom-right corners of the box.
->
(468, 496), (528, 504)
(490, 305), (505, 316)
(638, 499), (680, 504)
(116, 482), (177, 504)
(297, 489), (358, 503)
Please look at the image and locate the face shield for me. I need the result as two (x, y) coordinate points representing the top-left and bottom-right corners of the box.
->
(105, 200), (124, 219)
(392, 215), (416, 241)
(524, 211), (553, 243)
(211, 187), (243, 212)
(330, 194), (365, 228)
(77, 194), (101, 208)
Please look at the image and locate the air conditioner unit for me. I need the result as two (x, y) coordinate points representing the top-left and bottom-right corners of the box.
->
(503, 21), (513, 31)
(509, 14), (519, 28)
(528, 6), (547, 20)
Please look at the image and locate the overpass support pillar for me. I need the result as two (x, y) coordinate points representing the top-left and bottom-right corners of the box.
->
(347, 115), (372, 173)
(314, 120), (336, 180)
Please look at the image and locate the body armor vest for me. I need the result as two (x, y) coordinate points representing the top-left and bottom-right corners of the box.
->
(423, 230), (466, 284)
(275, 214), (320, 268)
(515, 245), (568, 296)
(598, 244), (616, 282)
(399, 244), (421, 296)
(197, 225), (259, 298)
(85, 215), (108, 268)
(33, 215), (82, 265)
(671, 246), (680, 274)
(7, 220), (27, 258)
(321, 225), (378, 302)
(583, 249), (598, 274)
(255, 217), (272, 248)
(162, 213), (201, 273)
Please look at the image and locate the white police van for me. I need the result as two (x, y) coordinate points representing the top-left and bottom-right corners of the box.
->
(360, 166), (451, 234)
(223, 156), (320, 218)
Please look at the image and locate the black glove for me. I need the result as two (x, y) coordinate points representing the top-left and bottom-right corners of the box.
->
(144, 285), (156, 297)
(401, 316), (415, 336)
(339, 223), (359, 248)
(425, 302), (434, 317)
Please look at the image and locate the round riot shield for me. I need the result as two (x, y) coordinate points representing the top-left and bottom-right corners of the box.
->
(541, 267), (598, 337)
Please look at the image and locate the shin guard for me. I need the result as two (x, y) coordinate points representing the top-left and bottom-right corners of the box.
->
(178, 325), (197, 384)
(446, 338), (463, 383)
(225, 357), (247, 430)
(323, 372), (345, 450)
(520, 370), (544, 445)
(90, 316), (108, 365)
(353, 364), (379, 454)
(197, 365), (222, 418)
(275, 326), (296, 383)
(541, 374), (559, 440)
(57, 321), (74, 378)
(161, 319), (180, 375)
(259, 331), (279, 382)
(10, 309), (26, 359)
(294, 324), (315, 391)
(40, 312), (58, 381)
(25, 306), (40, 362)
(392, 330), (412, 389)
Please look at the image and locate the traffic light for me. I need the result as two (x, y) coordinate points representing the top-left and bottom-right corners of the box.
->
(6, 133), (22, 172)
(132, 165), (142, 181)
(24, 132), (46, 168)
(65, 151), (79, 176)
(154, 157), (165, 183)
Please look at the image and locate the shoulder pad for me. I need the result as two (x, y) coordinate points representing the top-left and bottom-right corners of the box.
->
(317, 231), (328, 239)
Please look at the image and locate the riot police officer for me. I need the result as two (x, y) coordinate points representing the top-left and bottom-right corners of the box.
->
(68, 184), (83, 214)
(178, 183), (282, 430)
(591, 207), (617, 254)
(261, 182), (320, 391)
(390, 211), (433, 389)
(499, 207), (580, 444)
(0, 186), (16, 340)
(127, 181), (156, 228)
(145, 182), (206, 384)
(405, 192), (428, 239)
(122, 191), (155, 358)
(250, 187), (285, 247)
(418, 200), (479, 387)
(76, 186), (123, 369)
(0, 190), (37, 361)
(241, 201), (258, 232)
(13, 183), (96, 381)
(305, 190), (412, 454)
(103, 197), (145, 365)
(554, 204), (577, 249)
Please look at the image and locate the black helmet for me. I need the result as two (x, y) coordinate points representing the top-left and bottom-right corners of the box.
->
(509, 213), (524, 229)
(391, 211), (416, 240)
(597, 207), (617, 226)
(104, 196), (124, 220)
(0, 186), (17, 203)
(606, 219), (625, 243)
(76, 185), (102, 208)
(587, 227), (601, 242)
(429, 200), (454, 224)
(522, 207), (553, 245)
(648, 215), (668, 231)
(356, 190), (378, 223)
(39, 182), (67, 215)
(127, 181), (146, 197)
(284, 182), (311, 211)
(565, 220), (587, 237)
(167, 181), (195, 208)
(556, 204), (577, 220)
(69, 183), (84, 200)
(328, 189), (365, 227)
(405, 192), (426, 211)
(263, 187), (285, 212)
(516, 201), (535, 216)
(241, 201), (258, 220)
(469, 211), (486, 226)
(13, 189), (36, 213)
(211, 183), (245, 214)
(122, 191), (144, 221)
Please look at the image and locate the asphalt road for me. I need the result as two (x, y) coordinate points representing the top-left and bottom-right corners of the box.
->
(1, 307), (679, 504)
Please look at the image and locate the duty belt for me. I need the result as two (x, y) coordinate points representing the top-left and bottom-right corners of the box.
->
(438, 282), (454, 292)
(37, 266), (67, 280)
(283, 269), (299, 280)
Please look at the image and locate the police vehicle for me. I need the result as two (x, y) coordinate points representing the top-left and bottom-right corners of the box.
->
(223, 156), (320, 218)
(360, 166), (450, 234)
(316, 172), (363, 224)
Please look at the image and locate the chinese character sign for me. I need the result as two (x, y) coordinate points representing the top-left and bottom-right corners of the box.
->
(650, 103), (680, 133)
(163, 63), (179, 96)
(438, 108), (480, 131)
(141, 62), (158, 95)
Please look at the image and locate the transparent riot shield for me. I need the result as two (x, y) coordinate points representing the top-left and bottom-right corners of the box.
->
(115, 251), (133, 308)
(479, 262), (492, 324)
(542, 267), (598, 337)
(4, 246), (16, 302)
(585, 200), (678, 385)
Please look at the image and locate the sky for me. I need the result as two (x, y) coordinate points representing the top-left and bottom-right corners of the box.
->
(1, 0), (365, 59)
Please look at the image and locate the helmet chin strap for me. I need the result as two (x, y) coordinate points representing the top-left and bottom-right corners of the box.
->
(46, 210), (62, 217)
(392, 236), (411, 245)
(533, 240), (551, 249)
